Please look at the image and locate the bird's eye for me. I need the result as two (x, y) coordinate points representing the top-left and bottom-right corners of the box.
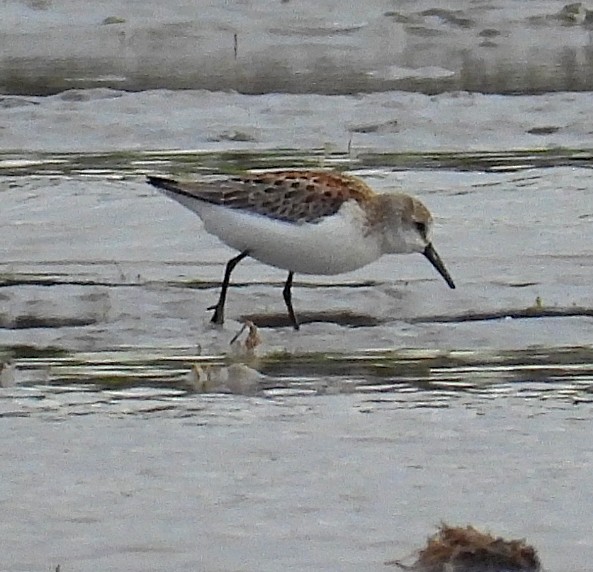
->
(414, 221), (427, 236)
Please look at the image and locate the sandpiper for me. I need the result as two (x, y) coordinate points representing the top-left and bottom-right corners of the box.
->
(147, 170), (455, 330)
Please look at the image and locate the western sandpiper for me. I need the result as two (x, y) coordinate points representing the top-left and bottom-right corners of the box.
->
(147, 170), (455, 330)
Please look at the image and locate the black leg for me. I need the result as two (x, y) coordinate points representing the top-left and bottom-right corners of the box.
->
(282, 271), (300, 331)
(209, 251), (249, 325)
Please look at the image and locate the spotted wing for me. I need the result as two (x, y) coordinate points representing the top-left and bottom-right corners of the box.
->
(147, 171), (376, 224)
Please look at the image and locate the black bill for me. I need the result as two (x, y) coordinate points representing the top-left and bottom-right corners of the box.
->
(423, 243), (456, 289)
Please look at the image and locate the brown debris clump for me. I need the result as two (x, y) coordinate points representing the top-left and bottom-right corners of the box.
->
(391, 524), (541, 572)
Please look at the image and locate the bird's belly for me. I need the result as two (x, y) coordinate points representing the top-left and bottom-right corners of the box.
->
(198, 203), (382, 275)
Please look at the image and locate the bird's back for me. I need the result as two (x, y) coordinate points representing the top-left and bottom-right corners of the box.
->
(147, 171), (376, 224)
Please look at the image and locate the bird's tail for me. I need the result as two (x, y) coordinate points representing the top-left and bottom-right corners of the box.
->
(146, 175), (179, 192)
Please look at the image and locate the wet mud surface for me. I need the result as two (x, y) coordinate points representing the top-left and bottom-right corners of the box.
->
(3, 0), (593, 95)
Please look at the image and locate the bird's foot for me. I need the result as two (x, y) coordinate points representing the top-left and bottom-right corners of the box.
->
(208, 305), (224, 325)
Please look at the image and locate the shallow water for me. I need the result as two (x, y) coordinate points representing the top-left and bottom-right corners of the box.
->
(2, 148), (592, 354)
(2, 389), (593, 572)
(1, 145), (593, 570)
(2, 2), (593, 566)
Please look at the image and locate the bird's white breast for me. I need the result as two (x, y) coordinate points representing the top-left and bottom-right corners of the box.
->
(178, 198), (383, 275)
